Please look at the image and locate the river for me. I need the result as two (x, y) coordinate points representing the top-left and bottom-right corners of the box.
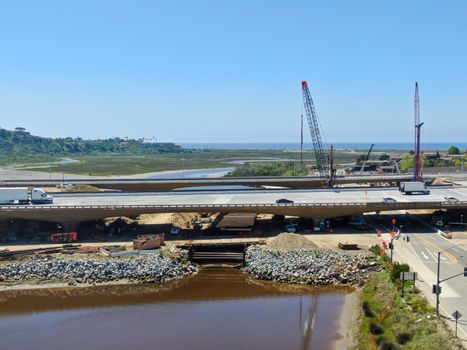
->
(0, 268), (351, 350)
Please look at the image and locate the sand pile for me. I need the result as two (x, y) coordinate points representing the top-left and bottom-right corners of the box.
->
(171, 213), (198, 229)
(267, 233), (317, 250)
(138, 213), (173, 225)
(66, 184), (101, 192)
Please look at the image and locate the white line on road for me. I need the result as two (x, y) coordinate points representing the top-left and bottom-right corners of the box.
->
(426, 248), (438, 260)
(421, 251), (429, 260)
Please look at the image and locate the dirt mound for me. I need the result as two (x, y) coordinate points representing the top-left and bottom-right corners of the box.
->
(267, 232), (317, 250)
(138, 213), (173, 225)
(66, 184), (101, 192)
(171, 213), (198, 229)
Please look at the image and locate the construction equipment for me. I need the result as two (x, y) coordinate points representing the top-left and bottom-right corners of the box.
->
(48, 232), (78, 243)
(301, 80), (332, 186)
(414, 82), (423, 181)
(133, 234), (165, 250)
(359, 144), (375, 174)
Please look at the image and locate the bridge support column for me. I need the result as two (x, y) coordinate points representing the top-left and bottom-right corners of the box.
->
(61, 222), (80, 232)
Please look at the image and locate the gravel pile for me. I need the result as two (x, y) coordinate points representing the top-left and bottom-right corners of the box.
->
(242, 246), (375, 286)
(0, 254), (198, 284)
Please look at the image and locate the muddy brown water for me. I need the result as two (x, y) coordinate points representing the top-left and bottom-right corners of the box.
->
(0, 268), (351, 350)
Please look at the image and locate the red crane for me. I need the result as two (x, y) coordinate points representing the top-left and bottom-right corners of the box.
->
(414, 82), (424, 181)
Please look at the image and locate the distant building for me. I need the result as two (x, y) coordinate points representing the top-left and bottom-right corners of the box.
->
(14, 127), (26, 132)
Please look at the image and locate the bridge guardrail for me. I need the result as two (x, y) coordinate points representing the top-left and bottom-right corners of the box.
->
(1, 201), (466, 211)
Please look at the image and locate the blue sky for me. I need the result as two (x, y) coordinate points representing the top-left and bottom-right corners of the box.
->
(0, 1), (465, 143)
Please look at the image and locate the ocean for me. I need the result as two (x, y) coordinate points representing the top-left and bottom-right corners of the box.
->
(179, 142), (467, 151)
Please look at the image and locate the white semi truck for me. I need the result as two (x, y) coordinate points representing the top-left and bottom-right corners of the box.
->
(399, 182), (430, 195)
(0, 187), (53, 205)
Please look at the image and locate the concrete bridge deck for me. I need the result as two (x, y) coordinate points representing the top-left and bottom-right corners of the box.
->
(0, 186), (465, 224)
(0, 174), (420, 191)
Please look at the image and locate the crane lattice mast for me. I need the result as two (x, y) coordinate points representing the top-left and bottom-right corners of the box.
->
(301, 80), (330, 182)
(414, 82), (423, 181)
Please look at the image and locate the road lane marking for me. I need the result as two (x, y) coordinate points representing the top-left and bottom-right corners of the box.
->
(415, 234), (458, 264)
(426, 248), (437, 260)
(421, 251), (429, 260)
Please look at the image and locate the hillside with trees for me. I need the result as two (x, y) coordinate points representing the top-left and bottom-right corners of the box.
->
(0, 127), (185, 163)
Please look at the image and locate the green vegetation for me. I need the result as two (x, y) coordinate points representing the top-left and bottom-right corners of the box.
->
(448, 145), (460, 155)
(227, 162), (310, 177)
(399, 154), (455, 172)
(354, 256), (463, 350)
(24, 149), (295, 176)
(0, 127), (184, 164)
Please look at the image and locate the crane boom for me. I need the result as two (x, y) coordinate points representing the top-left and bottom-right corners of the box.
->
(301, 80), (329, 181)
(414, 82), (423, 181)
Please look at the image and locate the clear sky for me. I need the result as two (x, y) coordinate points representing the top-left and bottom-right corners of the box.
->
(0, 1), (465, 143)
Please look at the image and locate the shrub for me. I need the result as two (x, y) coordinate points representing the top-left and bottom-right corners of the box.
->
(375, 336), (388, 346)
(395, 332), (412, 345)
(409, 295), (434, 313)
(379, 340), (401, 350)
(369, 322), (384, 335)
(362, 301), (375, 317)
(390, 262), (410, 283)
(369, 244), (381, 256)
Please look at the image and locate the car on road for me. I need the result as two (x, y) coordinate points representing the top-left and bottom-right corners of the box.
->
(275, 198), (294, 204)
(383, 197), (397, 203)
(170, 226), (181, 235)
(284, 224), (297, 233)
(444, 196), (459, 203)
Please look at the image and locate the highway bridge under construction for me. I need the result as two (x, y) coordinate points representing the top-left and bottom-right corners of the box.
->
(0, 186), (465, 229)
(0, 174), (424, 191)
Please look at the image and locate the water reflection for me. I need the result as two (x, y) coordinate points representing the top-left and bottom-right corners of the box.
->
(0, 268), (349, 350)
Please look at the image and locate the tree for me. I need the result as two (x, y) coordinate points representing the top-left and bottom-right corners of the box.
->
(399, 155), (414, 172)
(448, 145), (460, 155)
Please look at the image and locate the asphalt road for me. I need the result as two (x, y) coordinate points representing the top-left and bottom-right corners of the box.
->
(370, 214), (467, 342)
(49, 186), (467, 206)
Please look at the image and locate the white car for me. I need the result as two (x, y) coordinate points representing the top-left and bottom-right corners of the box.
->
(383, 197), (397, 203)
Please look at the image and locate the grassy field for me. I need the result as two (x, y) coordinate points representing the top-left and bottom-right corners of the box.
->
(354, 256), (463, 350)
(22, 148), (367, 176)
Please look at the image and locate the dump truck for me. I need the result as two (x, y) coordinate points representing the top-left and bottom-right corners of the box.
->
(0, 187), (53, 205)
(399, 182), (430, 195)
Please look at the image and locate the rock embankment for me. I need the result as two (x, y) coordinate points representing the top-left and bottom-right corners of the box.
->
(0, 254), (197, 284)
(242, 246), (375, 286)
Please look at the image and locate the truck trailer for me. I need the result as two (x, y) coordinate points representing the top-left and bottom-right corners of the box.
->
(0, 187), (53, 205)
(399, 182), (430, 195)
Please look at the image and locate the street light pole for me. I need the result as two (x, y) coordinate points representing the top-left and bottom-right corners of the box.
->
(435, 243), (467, 317)
(436, 251), (441, 316)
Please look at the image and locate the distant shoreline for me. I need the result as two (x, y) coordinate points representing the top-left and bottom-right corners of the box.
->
(179, 142), (467, 150)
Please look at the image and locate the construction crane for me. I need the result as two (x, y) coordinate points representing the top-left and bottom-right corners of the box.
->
(301, 80), (332, 185)
(359, 144), (375, 174)
(414, 82), (423, 181)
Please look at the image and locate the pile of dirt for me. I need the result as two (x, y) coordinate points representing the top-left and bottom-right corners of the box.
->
(66, 184), (101, 192)
(137, 213), (173, 225)
(267, 232), (317, 250)
(171, 213), (198, 229)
